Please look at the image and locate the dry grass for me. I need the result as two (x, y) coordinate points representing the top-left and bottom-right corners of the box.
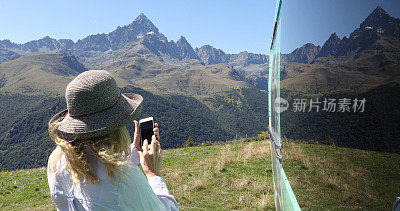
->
(162, 139), (274, 210)
(2, 139), (398, 210)
(162, 139), (399, 210)
(283, 140), (399, 209)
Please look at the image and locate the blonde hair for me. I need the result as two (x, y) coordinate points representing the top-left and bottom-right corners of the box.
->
(48, 123), (132, 187)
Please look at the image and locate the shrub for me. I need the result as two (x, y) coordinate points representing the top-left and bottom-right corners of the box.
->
(184, 137), (196, 147)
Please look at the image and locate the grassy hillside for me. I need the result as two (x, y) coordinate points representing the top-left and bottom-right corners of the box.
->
(0, 52), (88, 95)
(0, 86), (270, 171)
(0, 52), (268, 171)
(76, 39), (251, 98)
(1, 139), (399, 210)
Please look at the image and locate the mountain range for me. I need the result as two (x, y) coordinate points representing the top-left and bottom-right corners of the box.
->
(0, 12), (324, 68)
(2, 6), (396, 66)
(0, 6), (399, 171)
(2, 6), (395, 90)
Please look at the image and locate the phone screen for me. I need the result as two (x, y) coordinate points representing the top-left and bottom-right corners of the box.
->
(139, 117), (154, 146)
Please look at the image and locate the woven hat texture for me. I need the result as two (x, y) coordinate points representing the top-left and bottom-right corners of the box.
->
(49, 70), (142, 140)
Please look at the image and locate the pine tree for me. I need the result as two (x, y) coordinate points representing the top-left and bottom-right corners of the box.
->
(184, 136), (196, 147)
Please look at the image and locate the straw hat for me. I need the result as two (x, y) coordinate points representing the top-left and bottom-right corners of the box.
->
(49, 70), (142, 140)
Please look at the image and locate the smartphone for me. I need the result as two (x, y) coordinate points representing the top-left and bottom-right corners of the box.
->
(139, 117), (154, 146)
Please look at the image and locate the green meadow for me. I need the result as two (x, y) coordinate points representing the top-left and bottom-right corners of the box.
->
(1, 139), (399, 210)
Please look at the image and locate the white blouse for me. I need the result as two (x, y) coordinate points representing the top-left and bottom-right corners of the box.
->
(47, 145), (179, 211)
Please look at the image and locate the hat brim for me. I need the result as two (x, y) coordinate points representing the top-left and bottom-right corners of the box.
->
(49, 93), (143, 140)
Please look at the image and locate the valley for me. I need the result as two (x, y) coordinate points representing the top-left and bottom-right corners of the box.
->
(0, 6), (399, 171)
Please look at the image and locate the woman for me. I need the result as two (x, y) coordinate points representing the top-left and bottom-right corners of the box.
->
(47, 70), (179, 210)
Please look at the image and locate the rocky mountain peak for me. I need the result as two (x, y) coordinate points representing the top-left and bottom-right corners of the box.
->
(105, 13), (160, 50)
(229, 51), (268, 66)
(136, 13), (148, 20)
(133, 13), (153, 26)
(328, 32), (340, 41)
(314, 6), (400, 59)
(372, 6), (386, 15)
(361, 6), (392, 28)
(127, 13), (158, 33)
(366, 6), (388, 20)
(0, 39), (18, 49)
(177, 36), (188, 44)
(357, 6), (400, 38)
(285, 43), (321, 64)
(41, 36), (52, 40)
(317, 33), (342, 58)
(176, 36), (199, 60)
(303, 43), (321, 49)
(21, 36), (61, 52)
(195, 45), (229, 65)
(196, 45), (212, 51)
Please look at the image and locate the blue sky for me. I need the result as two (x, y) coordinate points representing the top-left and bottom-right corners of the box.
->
(0, 0), (399, 54)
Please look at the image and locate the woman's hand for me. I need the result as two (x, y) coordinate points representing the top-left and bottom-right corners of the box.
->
(134, 121), (162, 178)
(138, 135), (162, 178)
(133, 120), (142, 151)
(133, 121), (159, 152)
